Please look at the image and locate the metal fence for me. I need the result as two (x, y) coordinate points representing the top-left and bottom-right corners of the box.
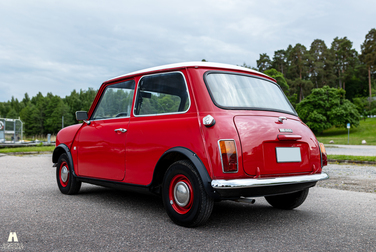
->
(0, 118), (23, 143)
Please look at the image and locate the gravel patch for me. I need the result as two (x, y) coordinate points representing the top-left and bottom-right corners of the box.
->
(318, 163), (376, 193)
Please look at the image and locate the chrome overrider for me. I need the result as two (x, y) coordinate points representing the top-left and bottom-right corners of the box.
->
(211, 173), (329, 189)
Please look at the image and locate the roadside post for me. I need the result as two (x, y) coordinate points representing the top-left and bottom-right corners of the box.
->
(347, 123), (350, 144)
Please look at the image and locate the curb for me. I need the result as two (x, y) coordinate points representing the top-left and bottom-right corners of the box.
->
(1, 151), (53, 156)
(328, 159), (376, 165)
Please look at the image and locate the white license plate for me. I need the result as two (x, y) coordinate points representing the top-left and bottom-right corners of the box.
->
(276, 147), (301, 163)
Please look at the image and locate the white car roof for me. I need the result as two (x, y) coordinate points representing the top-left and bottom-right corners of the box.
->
(109, 61), (269, 81)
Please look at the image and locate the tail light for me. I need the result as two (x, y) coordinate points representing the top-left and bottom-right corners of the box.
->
(319, 142), (328, 167)
(218, 140), (238, 173)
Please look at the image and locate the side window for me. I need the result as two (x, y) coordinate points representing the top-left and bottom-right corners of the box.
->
(134, 72), (190, 116)
(92, 80), (135, 120)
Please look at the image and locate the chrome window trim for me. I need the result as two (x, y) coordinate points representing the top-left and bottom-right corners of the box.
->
(133, 71), (191, 117)
(211, 173), (329, 189)
(88, 116), (131, 122)
(218, 139), (239, 173)
(91, 79), (135, 121)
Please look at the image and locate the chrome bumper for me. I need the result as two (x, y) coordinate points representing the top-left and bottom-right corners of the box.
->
(211, 173), (329, 189)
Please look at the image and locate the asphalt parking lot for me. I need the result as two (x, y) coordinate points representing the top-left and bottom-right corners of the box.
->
(1, 154), (376, 251)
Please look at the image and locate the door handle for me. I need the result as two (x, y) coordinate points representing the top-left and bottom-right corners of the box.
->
(114, 128), (127, 133)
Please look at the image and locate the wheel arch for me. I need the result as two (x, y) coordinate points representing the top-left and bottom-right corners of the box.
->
(150, 147), (219, 199)
(52, 144), (77, 176)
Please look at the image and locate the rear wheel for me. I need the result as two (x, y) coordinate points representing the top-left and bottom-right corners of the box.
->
(265, 189), (309, 210)
(162, 160), (214, 227)
(56, 153), (81, 195)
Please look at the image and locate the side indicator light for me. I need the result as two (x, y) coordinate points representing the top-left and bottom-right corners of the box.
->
(319, 142), (328, 167)
(219, 140), (238, 172)
(319, 142), (326, 153)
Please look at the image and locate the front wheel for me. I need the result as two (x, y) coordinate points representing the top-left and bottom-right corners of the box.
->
(56, 153), (81, 195)
(162, 160), (214, 227)
(265, 188), (309, 210)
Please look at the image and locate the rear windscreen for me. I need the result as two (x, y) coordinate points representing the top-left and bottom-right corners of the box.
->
(205, 72), (296, 115)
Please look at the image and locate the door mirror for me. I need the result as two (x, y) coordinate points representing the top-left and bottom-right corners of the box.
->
(76, 111), (88, 121)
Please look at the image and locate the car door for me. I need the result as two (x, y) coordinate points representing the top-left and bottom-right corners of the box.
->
(76, 79), (135, 181)
(124, 71), (195, 185)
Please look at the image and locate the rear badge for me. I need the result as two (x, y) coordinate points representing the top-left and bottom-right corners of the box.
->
(279, 128), (293, 133)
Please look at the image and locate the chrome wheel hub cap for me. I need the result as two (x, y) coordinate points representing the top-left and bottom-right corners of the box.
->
(174, 182), (190, 207)
(61, 166), (69, 183)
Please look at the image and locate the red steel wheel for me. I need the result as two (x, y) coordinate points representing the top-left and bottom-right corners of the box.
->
(168, 174), (194, 214)
(59, 161), (70, 188)
(56, 153), (81, 195)
(162, 160), (214, 227)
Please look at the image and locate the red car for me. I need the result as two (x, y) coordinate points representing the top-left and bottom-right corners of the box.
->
(53, 62), (328, 227)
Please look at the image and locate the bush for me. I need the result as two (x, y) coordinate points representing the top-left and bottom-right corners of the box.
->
(296, 86), (360, 133)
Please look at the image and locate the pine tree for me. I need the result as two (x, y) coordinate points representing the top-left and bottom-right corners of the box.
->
(360, 28), (376, 104)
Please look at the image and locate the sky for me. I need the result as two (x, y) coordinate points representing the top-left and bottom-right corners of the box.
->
(0, 0), (375, 102)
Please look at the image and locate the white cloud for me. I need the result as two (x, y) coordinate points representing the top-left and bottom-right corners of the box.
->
(0, 0), (375, 101)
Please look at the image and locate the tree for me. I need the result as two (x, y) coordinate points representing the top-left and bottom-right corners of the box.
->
(0, 103), (5, 117)
(30, 92), (48, 134)
(331, 37), (358, 90)
(10, 96), (21, 114)
(360, 28), (376, 104)
(256, 53), (272, 72)
(296, 86), (360, 133)
(19, 103), (43, 135)
(352, 97), (369, 120)
(343, 63), (369, 100)
(6, 108), (18, 119)
(271, 49), (288, 75)
(22, 93), (30, 106)
(79, 88), (97, 112)
(287, 78), (313, 103)
(287, 43), (310, 102)
(308, 39), (328, 88)
(64, 89), (82, 117)
(263, 68), (289, 93)
(45, 100), (74, 133)
(0, 102), (11, 118)
(287, 44), (308, 80)
(1, 88), (97, 136)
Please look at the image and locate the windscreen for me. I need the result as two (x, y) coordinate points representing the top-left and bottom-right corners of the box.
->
(205, 72), (295, 114)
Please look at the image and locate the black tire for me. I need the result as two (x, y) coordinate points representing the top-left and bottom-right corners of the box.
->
(56, 153), (81, 195)
(265, 188), (309, 210)
(162, 160), (214, 227)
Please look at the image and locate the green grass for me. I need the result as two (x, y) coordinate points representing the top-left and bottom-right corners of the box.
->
(0, 146), (54, 153)
(328, 155), (376, 163)
(316, 118), (376, 145)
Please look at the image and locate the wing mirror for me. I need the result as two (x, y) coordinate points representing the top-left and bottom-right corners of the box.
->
(75, 111), (88, 121)
(75, 111), (92, 125)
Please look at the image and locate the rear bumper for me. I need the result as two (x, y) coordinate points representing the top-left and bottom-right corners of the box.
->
(211, 173), (329, 189)
(211, 173), (329, 199)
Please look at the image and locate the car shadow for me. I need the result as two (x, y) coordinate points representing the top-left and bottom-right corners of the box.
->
(76, 184), (163, 208)
(204, 199), (314, 229)
(63, 184), (313, 228)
